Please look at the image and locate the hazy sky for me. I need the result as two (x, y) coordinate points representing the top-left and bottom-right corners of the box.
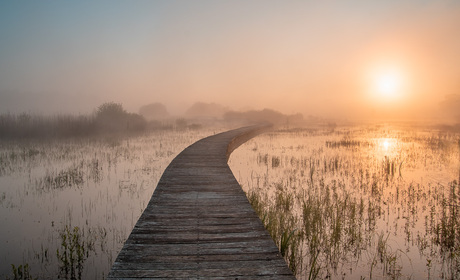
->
(1, 1), (459, 119)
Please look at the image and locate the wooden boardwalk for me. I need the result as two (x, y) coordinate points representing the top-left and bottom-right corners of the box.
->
(108, 125), (296, 280)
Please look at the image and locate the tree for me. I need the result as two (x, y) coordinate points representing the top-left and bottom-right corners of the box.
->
(94, 102), (147, 133)
(126, 113), (147, 132)
(96, 102), (126, 121)
(139, 103), (169, 120)
(185, 102), (229, 119)
(95, 102), (128, 132)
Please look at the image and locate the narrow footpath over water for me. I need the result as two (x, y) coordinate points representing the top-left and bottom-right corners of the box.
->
(109, 124), (296, 279)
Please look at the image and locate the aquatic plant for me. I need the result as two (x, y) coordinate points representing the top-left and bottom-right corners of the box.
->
(230, 124), (460, 279)
(247, 187), (302, 275)
(43, 164), (85, 190)
(0, 126), (227, 279)
(7, 264), (37, 280)
(56, 225), (95, 280)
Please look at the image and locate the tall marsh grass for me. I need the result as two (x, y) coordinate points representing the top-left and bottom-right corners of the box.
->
(230, 124), (460, 279)
(0, 113), (97, 139)
(0, 126), (226, 279)
(0, 102), (205, 140)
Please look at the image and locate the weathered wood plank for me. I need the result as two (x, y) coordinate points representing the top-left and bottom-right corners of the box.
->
(112, 277), (295, 280)
(108, 125), (296, 279)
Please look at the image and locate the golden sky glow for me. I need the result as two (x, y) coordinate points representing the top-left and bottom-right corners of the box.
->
(374, 70), (403, 100)
(364, 61), (408, 105)
(0, 1), (459, 121)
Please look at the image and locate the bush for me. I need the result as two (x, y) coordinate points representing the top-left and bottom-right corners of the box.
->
(0, 102), (147, 139)
(95, 102), (146, 133)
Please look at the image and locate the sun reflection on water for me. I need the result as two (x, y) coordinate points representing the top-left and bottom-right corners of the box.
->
(382, 139), (390, 150)
(230, 125), (460, 280)
(376, 137), (399, 158)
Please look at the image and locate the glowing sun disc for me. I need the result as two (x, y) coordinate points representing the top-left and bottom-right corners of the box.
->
(364, 61), (410, 105)
(376, 73), (401, 97)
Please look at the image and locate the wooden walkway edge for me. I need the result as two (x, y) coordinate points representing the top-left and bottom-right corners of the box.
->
(108, 124), (296, 280)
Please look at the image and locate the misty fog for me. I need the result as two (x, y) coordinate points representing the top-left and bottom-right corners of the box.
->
(0, 1), (459, 124)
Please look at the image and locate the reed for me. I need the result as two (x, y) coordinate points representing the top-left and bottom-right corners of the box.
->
(56, 225), (99, 280)
(230, 124), (460, 279)
(0, 126), (222, 279)
(7, 264), (37, 280)
(0, 102), (164, 139)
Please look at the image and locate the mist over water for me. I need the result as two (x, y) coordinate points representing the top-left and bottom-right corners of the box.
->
(1, 1), (460, 279)
(229, 124), (460, 279)
(0, 1), (459, 123)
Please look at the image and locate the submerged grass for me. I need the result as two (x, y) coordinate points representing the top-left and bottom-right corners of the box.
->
(56, 226), (92, 280)
(7, 264), (37, 280)
(0, 126), (226, 279)
(248, 186), (302, 275)
(232, 124), (460, 279)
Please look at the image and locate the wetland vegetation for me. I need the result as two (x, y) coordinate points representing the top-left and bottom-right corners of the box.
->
(229, 123), (460, 280)
(0, 121), (225, 279)
(0, 100), (301, 279)
(2, 115), (459, 280)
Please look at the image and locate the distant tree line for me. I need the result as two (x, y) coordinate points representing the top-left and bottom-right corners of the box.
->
(223, 108), (304, 127)
(0, 102), (195, 140)
(0, 101), (308, 139)
(138, 101), (305, 128)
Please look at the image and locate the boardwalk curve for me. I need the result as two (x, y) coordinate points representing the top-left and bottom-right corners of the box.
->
(108, 124), (296, 280)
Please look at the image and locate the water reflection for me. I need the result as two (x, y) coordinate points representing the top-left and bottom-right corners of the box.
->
(229, 125), (460, 280)
(0, 128), (223, 279)
(379, 138), (396, 152)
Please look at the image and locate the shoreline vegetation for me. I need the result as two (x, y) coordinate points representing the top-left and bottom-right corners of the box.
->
(0, 119), (224, 279)
(229, 125), (460, 279)
(2, 101), (459, 141)
(1, 102), (168, 140)
(0, 102), (309, 140)
(2, 102), (460, 279)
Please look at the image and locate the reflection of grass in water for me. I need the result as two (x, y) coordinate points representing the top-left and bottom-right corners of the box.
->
(301, 181), (376, 278)
(56, 225), (97, 280)
(35, 158), (104, 191)
(43, 165), (85, 189)
(325, 138), (364, 149)
(383, 156), (403, 177)
(247, 187), (302, 275)
(7, 264), (37, 280)
(371, 231), (405, 279)
(432, 181), (460, 266)
(235, 126), (460, 279)
(0, 128), (224, 279)
(246, 167), (405, 279)
(9, 224), (109, 280)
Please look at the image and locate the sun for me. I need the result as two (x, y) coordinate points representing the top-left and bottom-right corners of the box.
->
(375, 72), (401, 98)
(366, 65), (406, 103)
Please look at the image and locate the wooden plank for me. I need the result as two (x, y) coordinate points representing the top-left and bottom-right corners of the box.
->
(108, 124), (296, 279)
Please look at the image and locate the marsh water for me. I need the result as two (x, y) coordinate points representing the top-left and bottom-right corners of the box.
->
(0, 128), (224, 279)
(1, 124), (459, 279)
(229, 124), (460, 279)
